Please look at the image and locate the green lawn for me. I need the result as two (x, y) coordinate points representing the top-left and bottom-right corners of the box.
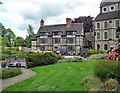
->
(3, 60), (97, 91)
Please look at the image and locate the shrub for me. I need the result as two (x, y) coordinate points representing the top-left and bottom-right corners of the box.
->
(0, 54), (7, 60)
(0, 68), (22, 79)
(101, 50), (107, 54)
(58, 56), (83, 63)
(94, 60), (120, 81)
(82, 75), (102, 91)
(101, 79), (119, 91)
(88, 49), (98, 54)
(89, 54), (108, 60)
(107, 44), (120, 61)
(2, 49), (10, 55)
(25, 52), (62, 68)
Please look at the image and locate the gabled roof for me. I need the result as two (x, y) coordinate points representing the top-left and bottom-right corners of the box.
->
(37, 23), (83, 36)
(100, 1), (119, 7)
(31, 34), (37, 41)
(31, 23), (83, 41)
(94, 10), (120, 21)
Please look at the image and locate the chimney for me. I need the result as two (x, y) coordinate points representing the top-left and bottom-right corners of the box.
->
(66, 18), (72, 27)
(40, 19), (44, 26)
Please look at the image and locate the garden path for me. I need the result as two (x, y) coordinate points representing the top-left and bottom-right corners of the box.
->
(0, 68), (36, 91)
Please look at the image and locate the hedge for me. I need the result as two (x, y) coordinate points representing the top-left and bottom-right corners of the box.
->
(89, 54), (108, 60)
(93, 60), (120, 81)
(58, 56), (83, 63)
(88, 49), (98, 54)
(0, 68), (22, 79)
(25, 52), (64, 68)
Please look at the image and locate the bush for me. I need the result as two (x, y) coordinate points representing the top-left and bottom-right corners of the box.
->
(2, 49), (10, 55)
(0, 54), (7, 60)
(88, 49), (98, 54)
(0, 68), (22, 79)
(101, 79), (119, 91)
(89, 54), (108, 60)
(58, 56), (83, 63)
(25, 52), (62, 68)
(82, 75), (102, 91)
(94, 60), (120, 81)
(101, 50), (107, 54)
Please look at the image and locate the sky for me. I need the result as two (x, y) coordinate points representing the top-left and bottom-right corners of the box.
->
(0, 0), (103, 38)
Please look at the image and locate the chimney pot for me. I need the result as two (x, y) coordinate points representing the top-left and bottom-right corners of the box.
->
(40, 19), (44, 26)
(66, 18), (72, 26)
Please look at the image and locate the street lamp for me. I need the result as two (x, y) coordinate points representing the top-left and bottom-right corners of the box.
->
(5, 31), (12, 63)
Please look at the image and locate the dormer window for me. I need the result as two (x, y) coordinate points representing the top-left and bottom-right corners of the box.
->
(104, 8), (107, 11)
(53, 32), (61, 35)
(40, 32), (48, 36)
(110, 5), (115, 11)
(103, 7), (107, 12)
(67, 31), (76, 35)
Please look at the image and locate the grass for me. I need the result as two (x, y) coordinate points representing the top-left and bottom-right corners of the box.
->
(3, 60), (97, 91)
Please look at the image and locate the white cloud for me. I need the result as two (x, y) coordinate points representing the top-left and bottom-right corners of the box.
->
(0, 0), (102, 38)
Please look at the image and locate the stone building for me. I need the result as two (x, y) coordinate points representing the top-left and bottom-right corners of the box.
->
(31, 18), (84, 55)
(94, 1), (120, 50)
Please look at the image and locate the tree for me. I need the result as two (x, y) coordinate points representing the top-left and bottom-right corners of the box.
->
(0, 1), (3, 4)
(14, 36), (24, 47)
(27, 25), (34, 36)
(0, 23), (16, 47)
(72, 16), (94, 32)
(26, 25), (34, 48)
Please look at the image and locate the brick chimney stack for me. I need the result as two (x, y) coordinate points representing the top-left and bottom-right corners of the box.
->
(40, 19), (44, 26)
(66, 18), (72, 27)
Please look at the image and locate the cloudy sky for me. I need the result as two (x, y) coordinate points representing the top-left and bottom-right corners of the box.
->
(0, 0), (103, 38)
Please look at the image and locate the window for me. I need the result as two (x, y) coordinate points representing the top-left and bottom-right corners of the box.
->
(104, 22), (108, 29)
(97, 44), (100, 50)
(110, 5), (115, 11)
(97, 32), (100, 40)
(66, 38), (74, 43)
(116, 32), (119, 38)
(40, 32), (48, 36)
(116, 20), (119, 27)
(67, 31), (76, 35)
(103, 7), (107, 12)
(67, 45), (75, 51)
(40, 38), (47, 43)
(104, 44), (108, 50)
(104, 32), (108, 39)
(53, 38), (60, 43)
(97, 23), (100, 29)
(53, 32), (61, 35)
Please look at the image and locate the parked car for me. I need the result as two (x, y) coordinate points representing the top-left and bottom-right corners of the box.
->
(43, 49), (52, 53)
(8, 62), (26, 68)
(31, 49), (42, 52)
(53, 48), (67, 55)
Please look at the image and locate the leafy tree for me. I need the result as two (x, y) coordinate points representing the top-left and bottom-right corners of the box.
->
(26, 25), (34, 48)
(0, 23), (16, 47)
(21, 40), (27, 47)
(72, 16), (94, 32)
(14, 36), (24, 47)
(0, 1), (3, 4)
(0, 35), (2, 45)
(27, 25), (34, 35)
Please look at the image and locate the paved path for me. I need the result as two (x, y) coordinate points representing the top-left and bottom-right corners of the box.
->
(0, 68), (36, 91)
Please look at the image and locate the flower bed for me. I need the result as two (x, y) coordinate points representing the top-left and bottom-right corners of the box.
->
(107, 43), (120, 61)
